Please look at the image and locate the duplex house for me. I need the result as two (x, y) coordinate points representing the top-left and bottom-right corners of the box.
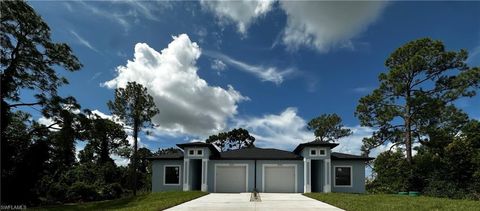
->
(149, 140), (373, 193)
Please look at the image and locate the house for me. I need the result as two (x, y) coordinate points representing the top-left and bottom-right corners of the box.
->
(149, 140), (373, 193)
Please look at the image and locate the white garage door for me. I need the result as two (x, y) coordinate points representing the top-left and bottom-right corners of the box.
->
(264, 165), (296, 193)
(215, 165), (247, 192)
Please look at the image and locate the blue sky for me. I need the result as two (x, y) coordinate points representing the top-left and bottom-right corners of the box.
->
(26, 1), (480, 162)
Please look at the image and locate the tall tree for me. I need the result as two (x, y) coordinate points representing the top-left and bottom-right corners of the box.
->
(154, 147), (182, 155)
(307, 114), (352, 142)
(355, 38), (480, 163)
(206, 128), (255, 151)
(82, 112), (130, 164)
(1, 0), (82, 140)
(107, 81), (159, 196)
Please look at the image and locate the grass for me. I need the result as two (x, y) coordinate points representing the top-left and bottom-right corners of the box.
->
(34, 191), (208, 211)
(304, 193), (480, 211)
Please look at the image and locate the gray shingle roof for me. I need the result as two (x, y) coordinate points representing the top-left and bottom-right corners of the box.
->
(212, 147), (303, 160)
(293, 140), (339, 154)
(331, 152), (374, 161)
(146, 151), (184, 160)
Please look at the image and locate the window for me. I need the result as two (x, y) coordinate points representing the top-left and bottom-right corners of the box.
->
(197, 149), (203, 155)
(335, 166), (352, 186)
(319, 149), (326, 155)
(164, 166), (180, 185)
(189, 150), (194, 155)
(310, 149), (317, 156)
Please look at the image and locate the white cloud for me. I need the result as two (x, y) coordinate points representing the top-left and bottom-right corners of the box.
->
(279, 1), (387, 52)
(235, 107), (314, 150)
(70, 30), (98, 53)
(37, 116), (58, 130)
(200, 0), (274, 34)
(234, 107), (394, 157)
(206, 51), (294, 85)
(467, 44), (480, 66)
(76, 1), (130, 30)
(202, 1), (386, 52)
(334, 126), (376, 155)
(352, 86), (373, 94)
(211, 59), (227, 72)
(103, 34), (247, 137)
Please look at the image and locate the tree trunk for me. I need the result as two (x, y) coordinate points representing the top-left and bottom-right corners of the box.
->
(405, 93), (413, 164)
(132, 119), (139, 196)
(405, 116), (412, 163)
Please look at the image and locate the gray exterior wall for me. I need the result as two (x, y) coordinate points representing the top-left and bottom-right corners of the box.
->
(331, 160), (366, 193)
(183, 147), (211, 159)
(151, 160), (183, 192)
(151, 147), (368, 193)
(301, 147), (330, 159)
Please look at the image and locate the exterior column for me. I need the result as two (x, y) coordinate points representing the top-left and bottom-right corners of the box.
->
(323, 158), (331, 192)
(304, 158), (311, 193)
(183, 159), (190, 191)
(201, 159), (208, 192)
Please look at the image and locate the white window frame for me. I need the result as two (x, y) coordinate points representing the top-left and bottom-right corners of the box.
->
(262, 164), (298, 193)
(309, 148), (326, 157)
(188, 148), (204, 157)
(214, 163), (248, 192)
(333, 165), (352, 187)
(164, 165), (181, 186)
(319, 149), (326, 155)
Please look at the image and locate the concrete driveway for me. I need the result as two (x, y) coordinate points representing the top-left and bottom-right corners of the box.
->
(165, 193), (344, 211)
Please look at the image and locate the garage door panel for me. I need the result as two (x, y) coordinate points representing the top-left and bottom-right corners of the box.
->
(215, 165), (247, 192)
(264, 166), (296, 193)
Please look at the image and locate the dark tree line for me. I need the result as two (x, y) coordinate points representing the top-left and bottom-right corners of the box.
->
(1, 1), (158, 205)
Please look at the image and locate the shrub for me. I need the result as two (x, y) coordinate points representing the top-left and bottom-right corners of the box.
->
(66, 182), (99, 202)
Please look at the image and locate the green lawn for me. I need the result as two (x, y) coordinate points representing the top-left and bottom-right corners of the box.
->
(304, 193), (480, 211)
(35, 191), (207, 211)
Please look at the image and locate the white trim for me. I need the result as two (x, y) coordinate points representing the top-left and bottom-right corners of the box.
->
(163, 165), (181, 185)
(183, 159), (189, 191)
(309, 147), (327, 157)
(187, 148), (204, 157)
(262, 164), (298, 193)
(214, 163), (248, 192)
(333, 165), (353, 187)
(323, 159), (331, 192)
(201, 159), (208, 191)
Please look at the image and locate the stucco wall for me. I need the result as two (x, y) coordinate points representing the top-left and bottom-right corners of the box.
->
(183, 147), (211, 159)
(151, 160), (183, 192)
(301, 147), (330, 160)
(331, 160), (366, 193)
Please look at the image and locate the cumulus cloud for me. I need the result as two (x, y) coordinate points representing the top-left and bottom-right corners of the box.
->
(235, 107), (398, 157)
(202, 1), (386, 52)
(200, 0), (274, 34)
(103, 34), (246, 137)
(235, 107), (314, 150)
(280, 1), (386, 52)
(206, 51), (294, 85)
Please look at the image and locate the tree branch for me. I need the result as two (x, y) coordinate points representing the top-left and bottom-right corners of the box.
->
(7, 101), (43, 108)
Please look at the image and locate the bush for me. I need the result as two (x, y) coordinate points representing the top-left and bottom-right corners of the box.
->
(66, 182), (99, 202)
(101, 183), (124, 200)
